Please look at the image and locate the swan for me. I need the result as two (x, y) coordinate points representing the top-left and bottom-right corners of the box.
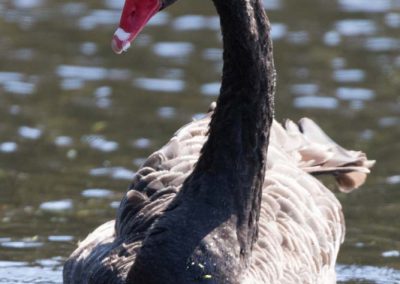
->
(63, 0), (374, 283)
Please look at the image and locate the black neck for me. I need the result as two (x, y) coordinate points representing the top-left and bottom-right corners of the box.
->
(127, 1), (276, 283)
(198, 0), (275, 170)
(193, 0), (275, 254)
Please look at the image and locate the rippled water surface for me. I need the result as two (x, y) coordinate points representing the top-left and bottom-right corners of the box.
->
(0, 0), (399, 283)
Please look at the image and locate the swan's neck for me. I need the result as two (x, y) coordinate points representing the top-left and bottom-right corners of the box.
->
(126, 1), (275, 283)
(194, 0), (276, 256)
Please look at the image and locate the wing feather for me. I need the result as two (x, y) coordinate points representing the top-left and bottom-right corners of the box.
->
(64, 106), (373, 284)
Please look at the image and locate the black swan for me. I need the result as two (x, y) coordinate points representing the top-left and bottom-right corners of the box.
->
(63, 0), (374, 283)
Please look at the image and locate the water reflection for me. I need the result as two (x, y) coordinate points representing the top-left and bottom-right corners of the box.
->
(1, 240), (43, 249)
(333, 69), (366, 83)
(290, 84), (319, 96)
(338, 0), (396, 13)
(18, 126), (42, 140)
(335, 19), (377, 36)
(54, 136), (73, 147)
(152, 42), (194, 58)
(294, 96), (339, 110)
(172, 15), (219, 31)
(0, 142), (18, 153)
(365, 37), (400, 52)
(0, 0), (399, 282)
(132, 138), (152, 149)
(83, 135), (119, 152)
(386, 175), (400, 185)
(79, 10), (121, 30)
(0, 260), (63, 284)
(39, 200), (74, 213)
(337, 265), (400, 283)
(201, 82), (220, 97)
(48, 236), (74, 242)
(382, 250), (400, 258)
(336, 87), (375, 101)
(157, 106), (176, 119)
(81, 188), (114, 199)
(385, 13), (400, 28)
(134, 77), (186, 92)
(89, 167), (135, 180)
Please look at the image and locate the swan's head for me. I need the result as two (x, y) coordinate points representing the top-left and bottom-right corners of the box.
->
(112, 0), (177, 54)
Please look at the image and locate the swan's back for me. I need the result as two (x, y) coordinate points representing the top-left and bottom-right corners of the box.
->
(63, 105), (373, 284)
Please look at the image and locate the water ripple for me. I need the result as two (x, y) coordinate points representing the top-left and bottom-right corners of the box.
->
(202, 48), (223, 61)
(336, 87), (375, 101)
(148, 12), (170, 26)
(134, 78), (185, 92)
(152, 42), (194, 58)
(39, 199), (73, 212)
(386, 175), (400, 185)
(294, 96), (339, 109)
(48, 235), (74, 242)
(82, 188), (114, 198)
(290, 84), (319, 96)
(61, 78), (84, 90)
(333, 69), (366, 83)
(157, 106), (176, 119)
(385, 13), (400, 28)
(0, 261), (62, 283)
(324, 31), (341, 46)
(287, 31), (310, 45)
(0, 142), (18, 153)
(1, 241), (43, 249)
(89, 167), (135, 180)
(337, 264), (400, 283)
(82, 135), (119, 152)
(103, 0), (124, 10)
(13, 0), (44, 9)
(18, 126), (42, 140)
(54, 136), (73, 147)
(78, 9), (120, 30)
(335, 19), (377, 36)
(60, 3), (87, 17)
(262, 0), (283, 10)
(0, 72), (23, 84)
(132, 138), (151, 149)
(57, 65), (131, 83)
(364, 37), (400, 52)
(3, 81), (36, 95)
(271, 23), (288, 40)
(172, 15), (215, 31)
(201, 82), (220, 97)
(338, 0), (394, 13)
(57, 65), (108, 81)
(80, 42), (97, 56)
(382, 250), (400, 258)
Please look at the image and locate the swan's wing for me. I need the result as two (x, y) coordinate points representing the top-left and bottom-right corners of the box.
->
(243, 117), (374, 284)
(118, 113), (373, 241)
(244, 145), (343, 284)
(63, 220), (120, 283)
(63, 111), (211, 284)
(64, 105), (373, 283)
(271, 118), (375, 192)
(116, 113), (211, 237)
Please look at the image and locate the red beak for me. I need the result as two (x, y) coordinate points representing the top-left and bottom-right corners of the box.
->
(112, 0), (161, 54)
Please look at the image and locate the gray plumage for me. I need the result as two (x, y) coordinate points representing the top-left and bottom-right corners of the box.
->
(63, 109), (373, 283)
(63, 0), (374, 283)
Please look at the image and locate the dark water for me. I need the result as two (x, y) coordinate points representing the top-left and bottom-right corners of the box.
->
(0, 0), (399, 282)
